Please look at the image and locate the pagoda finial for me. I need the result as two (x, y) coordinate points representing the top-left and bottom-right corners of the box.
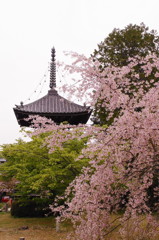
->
(50, 47), (56, 89)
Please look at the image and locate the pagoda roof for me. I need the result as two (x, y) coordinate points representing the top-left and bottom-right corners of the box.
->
(14, 89), (90, 114)
(13, 47), (92, 127)
(13, 93), (91, 125)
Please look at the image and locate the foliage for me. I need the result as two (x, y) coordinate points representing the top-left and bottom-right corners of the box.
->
(91, 23), (159, 125)
(40, 53), (159, 240)
(0, 133), (88, 199)
(11, 198), (52, 217)
(0, 151), (3, 158)
(92, 23), (159, 68)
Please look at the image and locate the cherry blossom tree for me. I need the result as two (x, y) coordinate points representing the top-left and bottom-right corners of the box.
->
(29, 53), (159, 239)
(91, 23), (159, 125)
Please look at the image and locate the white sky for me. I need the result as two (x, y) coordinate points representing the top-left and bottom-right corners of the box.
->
(0, 0), (159, 145)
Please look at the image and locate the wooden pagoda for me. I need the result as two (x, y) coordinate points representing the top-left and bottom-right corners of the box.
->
(13, 48), (92, 127)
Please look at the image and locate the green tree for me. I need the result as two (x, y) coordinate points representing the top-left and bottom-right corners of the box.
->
(0, 135), (88, 199)
(91, 23), (159, 125)
(93, 23), (159, 68)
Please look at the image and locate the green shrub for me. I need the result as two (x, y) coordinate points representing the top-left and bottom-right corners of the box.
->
(11, 198), (53, 217)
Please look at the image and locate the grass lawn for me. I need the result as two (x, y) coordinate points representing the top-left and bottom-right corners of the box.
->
(1, 211), (159, 240)
(0, 212), (71, 240)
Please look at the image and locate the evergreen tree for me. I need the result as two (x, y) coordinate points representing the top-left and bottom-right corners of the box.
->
(93, 23), (159, 68)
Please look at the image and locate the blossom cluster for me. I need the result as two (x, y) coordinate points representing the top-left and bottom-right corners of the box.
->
(29, 53), (159, 239)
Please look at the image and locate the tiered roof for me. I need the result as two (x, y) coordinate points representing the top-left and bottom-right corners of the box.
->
(13, 48), (91, 126)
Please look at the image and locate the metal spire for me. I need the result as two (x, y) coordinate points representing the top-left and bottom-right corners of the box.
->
(50, 47), (56, 89)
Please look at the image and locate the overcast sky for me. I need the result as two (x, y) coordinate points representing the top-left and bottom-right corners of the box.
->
(0, 0), (159, 145)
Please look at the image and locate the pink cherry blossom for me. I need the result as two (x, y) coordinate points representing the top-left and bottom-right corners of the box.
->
(29, 53), (159, 240)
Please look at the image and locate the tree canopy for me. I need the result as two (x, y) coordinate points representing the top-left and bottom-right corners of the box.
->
(92, 23), (159, 68)
(0, 133), (88, 199)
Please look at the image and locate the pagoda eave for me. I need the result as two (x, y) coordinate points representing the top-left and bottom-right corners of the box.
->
(13, 108), (92, 127)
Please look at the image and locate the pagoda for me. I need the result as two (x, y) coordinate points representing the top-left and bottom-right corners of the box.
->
(13, 48), (92, 127)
